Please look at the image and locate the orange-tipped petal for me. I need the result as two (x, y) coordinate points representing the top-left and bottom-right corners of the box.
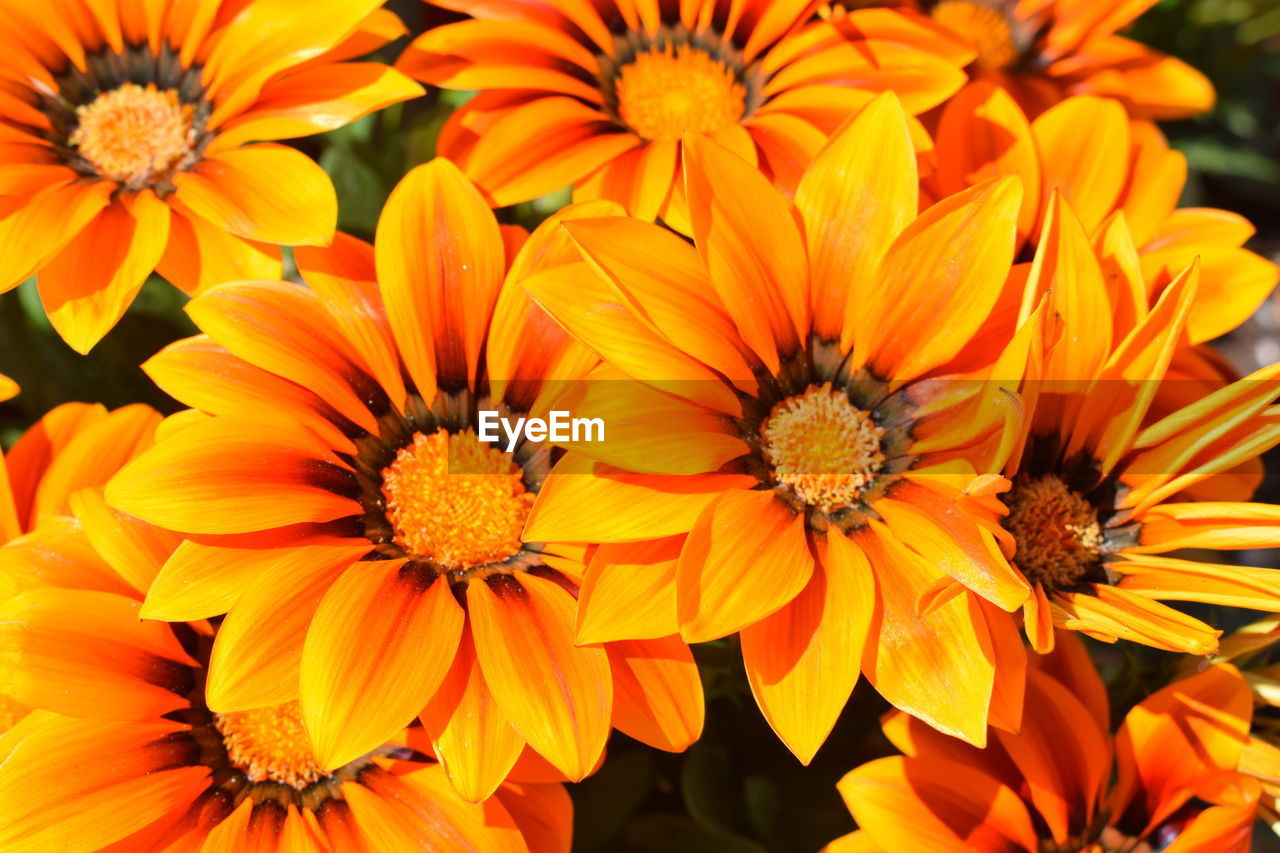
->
(421, 629), (527, 803)
(375, 158), (504, 396)
(606, 635), (704, 752)
(859, 522), (994, 746)
(576, 536), (682, 644)
(741, 528), (874, 763)
(174, 144), (336, 246)
(468, 572), (612, 780)
(301, 564), (464, 770)
(38, 190), (169, 353)
(676, 489), (814, 643)
(795, 92), (917, 340)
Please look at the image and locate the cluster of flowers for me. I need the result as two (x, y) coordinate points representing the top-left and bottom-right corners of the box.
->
(0, 0), (1278, 850)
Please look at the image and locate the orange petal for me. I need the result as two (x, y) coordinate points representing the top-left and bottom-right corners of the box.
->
(494, 781), (574, 853)
(676, 489), (814, 643)
(467, 572), (612, 780)
(68, 488), (181, 597)
(837, 755), (1038, 852)
(375, 158), (504, 396)
(796, 92), (917, 340)
(0, 588), (195, 720)
(0, 180), (113, 293)
(156, 208), (282, 295)
(345, 765), (527, 852)
(421, 628), (527, 803)
(606, 635), (704, 752)
(855, 177), (1021, 381)
(185, 279), (382, 433)
(524, 453), (757, 543)
(0, 716), (209, 853)
(38, 190), (169, 353)
(1111, 664), (1251, 832)
(859, 522), (994, 746)
(683, 133), (809, 370)
(576, 536), (682, 644)
(106, 414), (357, 535)
(205, 545), (366, 712)
(174, 144), (336, 246)
(993, 669), (1111, 844)
(1031, 96), (1129, 234)
(301, 564), (464, 769)
(741, 528), (874, 763)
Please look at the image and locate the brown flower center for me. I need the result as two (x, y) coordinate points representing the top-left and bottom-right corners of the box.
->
(380, 429), (534, 571)
(761, 385), (886, 512)
(69, 83), (195, 186)
(1004, 474), (1105, 591)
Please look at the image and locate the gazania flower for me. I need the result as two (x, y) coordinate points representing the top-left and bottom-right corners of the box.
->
(866, 0), (1214, 119)
(830, 633), (1259, 853)
(397, 0), (970, 226)
(0, 375), (15, 402)
(519, 92), (1039, 758)
(927, 87), (1278, 345)
(0, 497), (571, 853)
(106, 158), (705, 801)
(991, 193), (1280, 657)
(0, 0), (422, 352)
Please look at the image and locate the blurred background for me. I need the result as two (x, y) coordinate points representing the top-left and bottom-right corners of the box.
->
(1, 0), (1278, 849)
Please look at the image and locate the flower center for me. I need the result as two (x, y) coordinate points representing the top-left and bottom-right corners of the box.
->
(761, 385), (885, 511)
(1003, 474), (1104, 591)
(214, 701), (327, 790)
(615, 45), (746, 140)
(69, 83), (194, 186)
(930, 0), (1020, 70)
(380, 429), (534, 571)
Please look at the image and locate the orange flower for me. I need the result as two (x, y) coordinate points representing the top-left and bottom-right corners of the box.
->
(927, 88), (1278, 346)
(518, 92), (1039, 758)
(830, 634), (1259, 853)
(869, 0), (1214, 119)
(0, 0), (423, 352)
(397, 0), (971, 225)
(106, 158), (705, 800)
(0, 488), (571, 853)
(990, 194), (1280, 659)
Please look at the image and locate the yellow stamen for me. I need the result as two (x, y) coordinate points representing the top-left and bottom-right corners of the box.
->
(1003, 474), (1104, 591)
(69, 83), (194, 185)
(762, 385), (885, 511)
(215, 701), (327, 789)
(381, 429), (534, 570)
(615, 45), (746, 141)
(930, 0), (1021, 70)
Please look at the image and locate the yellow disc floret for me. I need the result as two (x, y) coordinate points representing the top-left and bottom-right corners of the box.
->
(69, 83), (195, 186)
(381, 429), (534, 571)
(616, 45), (746, 140)
(930, 0), (1021, 70)
(215, 701), (327, 790)
(1003, 474), (1105, 591)
(762, 385), (885, 512)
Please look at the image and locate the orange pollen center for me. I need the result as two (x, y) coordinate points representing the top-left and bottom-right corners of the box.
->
(214, 701), (327, 790)
(930, 0), (1020, 70)
(615, 45), (746, 140)
(69, 83), (194, 185)
(380, 429), (534, 571)
(762, 385), (885, 511)
(1003, 474), (1104, 591)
